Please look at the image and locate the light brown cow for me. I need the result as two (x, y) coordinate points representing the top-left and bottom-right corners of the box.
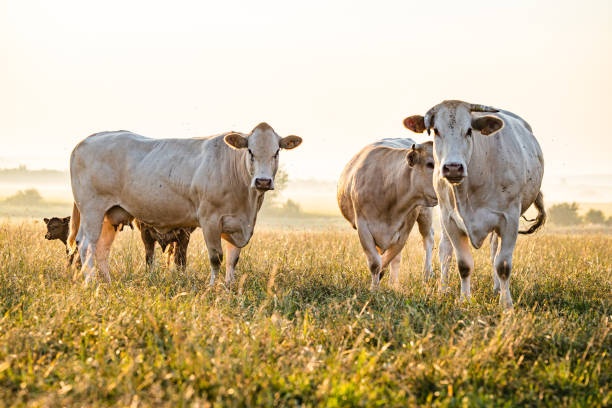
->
(337, 138), (438, 289)
(68, 123), (302, 284)
(404, 100), (545, 308)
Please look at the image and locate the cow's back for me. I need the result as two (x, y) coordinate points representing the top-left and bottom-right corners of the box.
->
(337, 138), (417, 228)
(468, 111), (544, 212)
(71, 131), (167, 200)
(70, 131), (227, 229)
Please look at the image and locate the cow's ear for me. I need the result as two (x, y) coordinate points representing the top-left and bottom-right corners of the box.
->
(43, 218), (50, 224)
(62, 217), (70, 224)
(472, 116), (504, 136)
(279, 135), (302, 150)
(406, 144), (419, 167)
(224, 132), (249, 149)
(403, 115), (427, 134)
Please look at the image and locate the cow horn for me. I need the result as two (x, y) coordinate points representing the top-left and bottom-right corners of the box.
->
(470, 104), (499, 113)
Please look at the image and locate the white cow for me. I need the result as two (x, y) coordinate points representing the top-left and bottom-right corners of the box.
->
(337, 138), (438, 289)
(404, 100), (545, 308)
(68, 123), (302, 284)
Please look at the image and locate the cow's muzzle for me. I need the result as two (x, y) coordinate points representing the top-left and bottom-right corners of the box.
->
(254, 178), (274, 191)
(442, 162), (466, 184)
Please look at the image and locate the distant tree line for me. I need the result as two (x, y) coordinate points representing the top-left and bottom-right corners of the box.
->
(4, 189), (608, 225)
(2, 188), (44, 205)
(0, 165), (68, 183)
(548, 202), (612, 226)
(260, 168), (303, 216)
(0, 178), (303, 216)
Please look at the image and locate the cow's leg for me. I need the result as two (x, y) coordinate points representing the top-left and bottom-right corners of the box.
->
(174, 233), (190, 271)
(224, 241), (241, 285)
(381, 209), (417, 287)
(165, 242), (176, 268)
(438, 223), (453, 292)
(494, 218), (520, 309)
(78, 209), (105, 284)
(416, 207), (435, 281)
(381, 237), (410, 287)
(67, 245), (77, 268)
(78, 235), (94, 282)
(442, 215), (474, 302)
(386, 252), (402, 288)
(356, 219), (382, 290)
(73, 226), (83, 269)
(490, 233), (501, 295)
(140, 228), (156, 270)
(95, 219), (117, 283)
(202, 225), (223, 286)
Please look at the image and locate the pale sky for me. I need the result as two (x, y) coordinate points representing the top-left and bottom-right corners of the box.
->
(1, 0), (611, 188)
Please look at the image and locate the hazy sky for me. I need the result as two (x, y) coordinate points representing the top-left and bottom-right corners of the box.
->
(1, 0), (611, 185)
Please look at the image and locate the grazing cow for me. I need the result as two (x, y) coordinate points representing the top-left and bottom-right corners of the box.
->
(337, 138), (438, 289)
(134, 219), (195, 270)
(68, 123), (302, 284)
(403, 100), (545, 308)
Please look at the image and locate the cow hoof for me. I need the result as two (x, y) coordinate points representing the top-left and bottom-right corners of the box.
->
(499, 297), (514, 310)
(458, 293), (473, 306)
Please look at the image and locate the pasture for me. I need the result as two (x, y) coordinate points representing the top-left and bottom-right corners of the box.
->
(0, 219), (610, 406)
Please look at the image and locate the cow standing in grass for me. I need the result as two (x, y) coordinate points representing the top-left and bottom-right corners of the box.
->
(68, 123), (302, 284)
(44, 216), (79, 266)
(135, 220), (195, 270)
(45, 215), (192, 269)
(45, 211), (133, 267)
(337, 138), (438, 289)
(44, 216), (71, 247)
(404, 100), (545, 308)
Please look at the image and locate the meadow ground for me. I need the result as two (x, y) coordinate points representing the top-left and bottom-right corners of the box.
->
(0, 219), (609, 407)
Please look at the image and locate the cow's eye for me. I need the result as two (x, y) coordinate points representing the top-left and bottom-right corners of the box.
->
(466, 128), (472, 137)
(248, 149), (254, 161)
(273, 149), (279, 159)
(433, 128), (440, 137)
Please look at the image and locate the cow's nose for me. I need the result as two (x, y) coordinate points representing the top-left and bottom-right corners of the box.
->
(442, 163), (465, 182)
(255, 178), (274, 190)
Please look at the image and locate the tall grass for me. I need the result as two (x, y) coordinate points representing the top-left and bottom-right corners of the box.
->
(0, 220), (609, 406)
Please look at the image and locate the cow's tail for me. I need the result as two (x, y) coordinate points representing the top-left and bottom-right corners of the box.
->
(519, 191), (546, 235)
(67, 202), (80, 256)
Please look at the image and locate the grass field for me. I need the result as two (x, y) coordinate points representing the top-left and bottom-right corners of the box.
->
(0, 220), (610, 407)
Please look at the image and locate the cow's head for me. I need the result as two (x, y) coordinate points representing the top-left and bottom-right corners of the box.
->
(44, 216), (71, 241)
(406, 141), (438, 206)
(403, 100), (504, 185)
(224, 122), (302, 191)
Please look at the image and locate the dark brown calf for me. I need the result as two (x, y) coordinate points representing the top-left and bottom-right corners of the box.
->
(44, 216), (193, 270)
(135, 220), (195, 270)
(44, 216), (70, 245)
(44, 216), (81, 267)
